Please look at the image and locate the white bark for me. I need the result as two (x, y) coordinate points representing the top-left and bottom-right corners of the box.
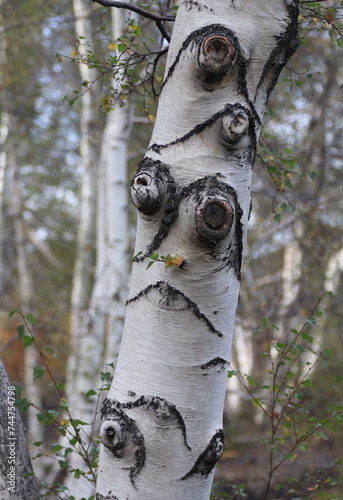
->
(90, 7), (135, 364)
(96, 1), (299, 498)
(63, 6), (134, 498)
(63, 1), (100, 497)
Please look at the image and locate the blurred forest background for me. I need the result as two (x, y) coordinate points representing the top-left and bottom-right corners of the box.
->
(0, 0), (343, 498)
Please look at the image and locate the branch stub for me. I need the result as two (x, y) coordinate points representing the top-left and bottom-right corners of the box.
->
(199, 34), (236, 79)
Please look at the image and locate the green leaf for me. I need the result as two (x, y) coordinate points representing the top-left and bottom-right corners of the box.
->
(84, 389), (97, 398)
(26, 313), (36, 324)
(22, 335), (34, 348)
(16, 397), (30, 412)
(274, 213), (282, 223)
(17, 324), (25, 338)
(149, 252), (159, 261)
(50, 443), (63, 453)
(33, 366), (46, 381)
(246, 375), (256, 387)
(8, 309), (18, 319)
(302, 379), (312, 388)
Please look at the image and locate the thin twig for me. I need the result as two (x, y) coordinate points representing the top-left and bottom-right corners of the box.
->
(93, 0), (175, 42)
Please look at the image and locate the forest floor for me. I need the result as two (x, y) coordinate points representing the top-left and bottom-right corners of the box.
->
(214, 438), (343, 499)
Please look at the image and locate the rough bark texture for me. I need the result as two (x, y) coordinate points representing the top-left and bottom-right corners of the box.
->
(0, 359), (40, 500)
(96, 1), (299, 498)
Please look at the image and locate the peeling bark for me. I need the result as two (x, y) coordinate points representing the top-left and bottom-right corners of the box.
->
(96, 1), (299, 498)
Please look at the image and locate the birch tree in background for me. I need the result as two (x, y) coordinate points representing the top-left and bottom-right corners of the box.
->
(62, 1), (101, 495)
(95, 1), (300, 498)
(63, 4), (136, 496)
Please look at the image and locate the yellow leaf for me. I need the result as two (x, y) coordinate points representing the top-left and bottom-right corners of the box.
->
(147, 114), (155, 122)
(70, 51), (78, 57)
(60, 419), (69, 426)
(108, 43), (118, 51)
(128, 24), (137, 32)
(164, 255), (185, 269)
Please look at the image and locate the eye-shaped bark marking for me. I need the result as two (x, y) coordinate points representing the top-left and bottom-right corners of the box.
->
(180, 429), (225, 480)
(102, 396), (191, 453)
(199, 34), (237, 80)
(196, 195), (234, 244)
(130, 158), (173, 216)
(100, 405), (146, 488)
(150, 103), (256, 155)
(126, 281), (223, 337)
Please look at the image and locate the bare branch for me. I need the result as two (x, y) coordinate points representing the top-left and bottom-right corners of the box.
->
(93, 0), (175, 42)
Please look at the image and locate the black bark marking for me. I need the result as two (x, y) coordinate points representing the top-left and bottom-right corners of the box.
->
(255, 2), (299, 106)
(161, 25), (243, 90)
(192, 177), (244, 280)
(95, 493), (120, 500)
(101, 400), (146, 487)
(200, 357), (228, 371)
(126, 280), (223, 337)
(130, 157), (176, 217)
(102, 396), (191, 452)
(180, 429), (225, 480)
(132, 173), (244, 279)
(181, 0), (214, 13)
(131, 158), (179, 260)
(149, 103), (257, 155)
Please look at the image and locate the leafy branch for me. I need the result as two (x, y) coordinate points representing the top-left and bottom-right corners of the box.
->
(93, 0), (175, 42)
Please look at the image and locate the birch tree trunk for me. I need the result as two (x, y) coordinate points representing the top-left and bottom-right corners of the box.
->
(62, 1), (100, 495)
(90, 7), (135, 366)
(96, 1), (300, 498)
(68, 0), (99, 398)
(63, 6), (134, 497)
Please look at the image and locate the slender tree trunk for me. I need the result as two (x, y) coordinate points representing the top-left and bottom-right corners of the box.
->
(7, 146), (45, 477)
(96, 1), (300, 498)
(0, 358), (40, 500)
(63, 5), (134, 498)
(68, 0), (99, 398)
(0, 110), (9, 294)
(90, 7), (135, 366)
(62, 1), (101, 496)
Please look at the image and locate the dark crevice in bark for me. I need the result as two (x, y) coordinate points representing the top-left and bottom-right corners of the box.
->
(126, 280), (223, 337)
(180, 429), (225, 480)
(199, 357), (228, 372)
(102, 396), (191, 452)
